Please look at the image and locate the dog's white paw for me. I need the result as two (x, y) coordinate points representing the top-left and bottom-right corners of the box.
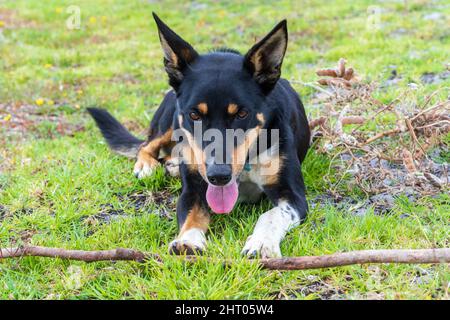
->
(133, 160), (158, 179)
(241, 234), (282, 259)
(164, 157), (181, 177)
(169, 228), (206, 255)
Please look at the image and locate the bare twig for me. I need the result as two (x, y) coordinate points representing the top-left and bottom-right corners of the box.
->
(410, 100), (448, 122)
(334, 105), (349, 136)
(350, 91), (407, 133)
(1, 246), (449, 270)
(290, 80), (334, 96)
(363, 128), (402, 145)
(260, 248), (450, 270)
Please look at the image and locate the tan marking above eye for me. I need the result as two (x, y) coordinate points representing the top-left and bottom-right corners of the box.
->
(256, 113), (265, 125)
(198, 103), (208, 115)
(227, 103), (238, 115)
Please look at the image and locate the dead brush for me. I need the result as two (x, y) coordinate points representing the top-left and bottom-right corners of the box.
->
(309, 58), (449, 200)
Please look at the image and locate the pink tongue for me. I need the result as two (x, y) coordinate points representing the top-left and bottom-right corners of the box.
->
(206, 181), (239, 214)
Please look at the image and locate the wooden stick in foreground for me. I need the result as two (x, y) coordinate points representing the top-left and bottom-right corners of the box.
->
(259, 248), (450, 270)
(1, 246), (449, 270)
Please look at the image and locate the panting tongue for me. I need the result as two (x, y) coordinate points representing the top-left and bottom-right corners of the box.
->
(206, 181), (239, 214)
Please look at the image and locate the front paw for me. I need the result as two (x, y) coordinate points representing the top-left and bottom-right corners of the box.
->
(169, 239), (204, 255)
(241, 234), (281, 259)
(133, 159), (159, 179)
(168, 228), (206, 255)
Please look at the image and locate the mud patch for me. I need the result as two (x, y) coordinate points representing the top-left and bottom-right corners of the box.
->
(0, 205), (8, 220)
(82, 204), (127, 225)
(310, 191), (404, 216)
(8, 229), (38, 245)
(81, 189), (176, 230)
(382, 69), (402, 88)
(296, 283), (345, 300)
(117, 189), (177, 219)
(420, 71), (450, 85)
(14, 207), (34, 216)
(0, 206), (34, 221)
(0, 104), (85, 141)
(110, 73), (141, 85)
(122, 120), (148, 137)
(410, 266), (436, 286)
(0, 8), (38, 29)
(276, 276), (346, 300)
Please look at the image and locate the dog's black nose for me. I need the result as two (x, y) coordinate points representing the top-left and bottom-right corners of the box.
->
(207, 164), (232, 186)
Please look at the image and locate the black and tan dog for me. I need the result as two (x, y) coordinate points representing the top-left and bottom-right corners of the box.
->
(88, 13), (310, 258)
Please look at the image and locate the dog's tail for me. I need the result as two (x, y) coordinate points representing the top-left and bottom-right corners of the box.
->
(87, 107), (144, 158)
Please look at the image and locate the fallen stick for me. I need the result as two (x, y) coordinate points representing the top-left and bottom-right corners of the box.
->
(1, 246), (449, 270)
(260, 248), (450, 270)
(0, 246), (153, 263)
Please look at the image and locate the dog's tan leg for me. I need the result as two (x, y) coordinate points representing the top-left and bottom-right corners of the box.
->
(133, 128), (173, 179)
(169, 203), (210, 255)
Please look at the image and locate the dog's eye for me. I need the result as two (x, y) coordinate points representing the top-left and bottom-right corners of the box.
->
(237, 109), (248, 119)
(189, 111), (201, 121)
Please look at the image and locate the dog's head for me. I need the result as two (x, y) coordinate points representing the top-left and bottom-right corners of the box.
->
(153, 13), (288, 213)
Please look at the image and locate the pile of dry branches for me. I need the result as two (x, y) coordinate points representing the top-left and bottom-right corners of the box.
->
(308, 58), (449, 198)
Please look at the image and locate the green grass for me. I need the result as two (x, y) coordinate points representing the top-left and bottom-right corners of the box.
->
(0, 0), (449, 299)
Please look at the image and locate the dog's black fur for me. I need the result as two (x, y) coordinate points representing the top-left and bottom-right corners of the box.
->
(88, 13), (310, 258)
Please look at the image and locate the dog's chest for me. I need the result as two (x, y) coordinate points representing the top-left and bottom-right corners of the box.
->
(238, 144), (281, 203)
(239, 164), (266, 189)
(238, 169), (264, 204)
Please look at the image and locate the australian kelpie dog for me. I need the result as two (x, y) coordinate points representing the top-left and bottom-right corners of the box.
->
(88, 13), (310, 258)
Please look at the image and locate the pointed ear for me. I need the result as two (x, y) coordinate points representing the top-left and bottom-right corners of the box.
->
(152, 12), (199, 90)
(243, 20), (288, 93)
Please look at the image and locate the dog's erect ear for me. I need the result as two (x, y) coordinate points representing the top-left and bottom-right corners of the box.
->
(243, 20), (288, 93)
(152, 12), (199, 90)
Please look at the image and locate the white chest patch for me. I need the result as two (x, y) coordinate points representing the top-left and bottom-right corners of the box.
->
(239, 143), (281, 188)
